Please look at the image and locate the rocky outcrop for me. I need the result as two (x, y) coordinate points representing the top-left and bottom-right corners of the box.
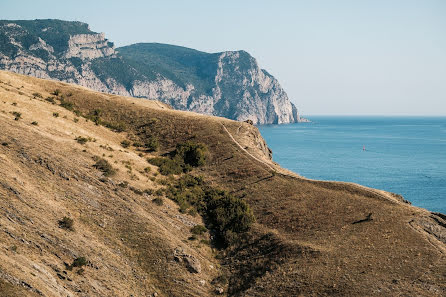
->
(64, 33), (116, 60)
(0, 19), (307, 124)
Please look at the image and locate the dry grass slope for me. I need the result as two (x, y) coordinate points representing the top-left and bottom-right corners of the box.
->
(0, 70), (445, 296)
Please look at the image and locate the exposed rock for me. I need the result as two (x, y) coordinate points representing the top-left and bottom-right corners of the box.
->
(173, 248), (201, 273)
(215, 287), (224, 295)
(184, 256), (201, 274)
(64, 33), (115, 60)
(0, 19), (306, 124)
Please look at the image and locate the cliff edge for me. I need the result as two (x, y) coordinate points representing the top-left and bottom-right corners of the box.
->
(0, 19), (304, 124)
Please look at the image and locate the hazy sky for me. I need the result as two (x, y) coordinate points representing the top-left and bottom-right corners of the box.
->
(1, 0), (445, 115)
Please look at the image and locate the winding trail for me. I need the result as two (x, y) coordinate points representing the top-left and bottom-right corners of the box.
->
(222, 122), (446, 259)
(221, 123), (407, 205)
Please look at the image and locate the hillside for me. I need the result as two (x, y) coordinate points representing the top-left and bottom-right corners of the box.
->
(0, 19), (303, 124)
(0, 70), (445, 296)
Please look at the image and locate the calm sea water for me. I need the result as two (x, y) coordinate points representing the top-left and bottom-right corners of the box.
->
(258, 117), (446, 214)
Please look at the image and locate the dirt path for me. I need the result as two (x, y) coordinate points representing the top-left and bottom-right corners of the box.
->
(221, 123), (406, 205)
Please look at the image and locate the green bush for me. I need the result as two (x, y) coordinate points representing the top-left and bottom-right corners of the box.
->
(174, 141), (207, 167)
(75, 136), (91, 145)
(147, 141), (208, 176)
(206, 194), (255, 245)
(118, 181), (129, 188)
(130, 187), (143, 195)
(103, 120), (126, 132)
(86, 109), (101, 124)
(51, 89), (61, 96)
(144, 136), (159, 152)
(53, 112), (59, 118)
(72, 257), (87, 268)
(60, 100), (74, 111)
(190, 225), (207, 235)
(93, 157), (116, 176)
(12, 111), (21, 120)
(32, 92), (42, 98)
(147, 157), (183, 175)
(45, 97), (56, 104)
(166, 175), (254, 247)
(121, 140), (131, 148)
(58, 216), (74, 231)
(31, 121), (38, 125)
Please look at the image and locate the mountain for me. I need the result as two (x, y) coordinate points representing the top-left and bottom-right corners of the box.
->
(0, 19), (305, 124)
(0, 70), (445, 296)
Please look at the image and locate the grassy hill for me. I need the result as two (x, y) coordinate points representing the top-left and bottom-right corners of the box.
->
(118, 43), (221, 94)
(0, 70), (445, 296)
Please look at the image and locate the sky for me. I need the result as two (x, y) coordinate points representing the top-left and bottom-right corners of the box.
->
(1, 0), (445, 115)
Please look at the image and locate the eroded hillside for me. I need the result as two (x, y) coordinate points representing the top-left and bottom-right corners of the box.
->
(0, 71), (445, 296)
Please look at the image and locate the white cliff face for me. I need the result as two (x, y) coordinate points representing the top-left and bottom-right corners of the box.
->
(64, 33), (116, 60)
(29, 37), (54, 53)
(202, 51), (301, 124)
(0, 20), (304, 124)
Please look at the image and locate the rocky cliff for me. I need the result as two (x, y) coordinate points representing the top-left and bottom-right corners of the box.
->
(0, 19), (305, 124)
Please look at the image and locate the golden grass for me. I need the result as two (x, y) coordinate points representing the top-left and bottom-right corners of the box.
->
(0, 70), (444, 296)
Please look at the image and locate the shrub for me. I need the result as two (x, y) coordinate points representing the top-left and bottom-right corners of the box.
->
(32, 92), (43, 98)
(60, 100), (74, 111)
(154, 188), (164, 196)
(144, 136), (159, 152)
(144, 188), (153, 195)
(12, 111), (21, 120)
(147, 142), (207, 176)
(72, 257), (87, 268)
(121, 140), (131, 148)
(130, 187), (143, 195)
(51, 89), (61, 96)
(191, 225), (207, 235)
(58, 217), (74, 231)
(174, 141), (207, 167)
(93, 157), (116, 176)
(86, 109), (101, 125)
(206, 194), (255, 245)
(103, 121), (126, 132)
(118, 181), (129, 188)
(45, 97), (56, 104)
(31, 121), (38, 125)
(167, 175), (254, 247)
(75, 136), (90, 145)
(53, 112), (59, 118)
(147, 157), (183, 175)
(152, 197), (164, 206)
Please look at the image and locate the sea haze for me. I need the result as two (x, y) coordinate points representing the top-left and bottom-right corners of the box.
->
(258, 116), (446, 214)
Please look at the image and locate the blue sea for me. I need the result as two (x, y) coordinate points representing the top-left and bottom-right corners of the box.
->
(258, 117), (446, 214)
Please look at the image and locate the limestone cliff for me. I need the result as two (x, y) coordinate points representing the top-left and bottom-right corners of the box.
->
(0, 19), (306, 124)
